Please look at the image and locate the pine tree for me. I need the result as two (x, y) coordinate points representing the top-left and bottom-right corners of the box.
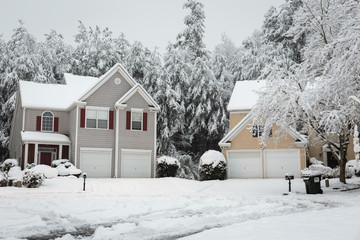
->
(175, 0), (210, 61)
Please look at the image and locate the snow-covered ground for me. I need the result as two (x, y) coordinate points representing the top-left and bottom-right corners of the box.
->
(1, 177), (360, 240)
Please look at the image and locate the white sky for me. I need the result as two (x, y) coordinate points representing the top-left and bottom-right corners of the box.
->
(0, 0), (285, 53)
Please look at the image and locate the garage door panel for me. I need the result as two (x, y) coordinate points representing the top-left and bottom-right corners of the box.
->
(80, 150), (112, 178)
(265, 150), (300, 178)
(228, 151), (262, 179)
(121, 151), (151, 178)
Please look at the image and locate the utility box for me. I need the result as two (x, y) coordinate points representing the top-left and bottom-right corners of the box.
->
(303, 174), (323, 194)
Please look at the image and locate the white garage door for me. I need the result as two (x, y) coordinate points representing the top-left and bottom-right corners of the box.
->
(265, 149), (300, 178)
(121, 150), (151, 178)
(227, 151), (262, 178)
(80, 149), (112, 178)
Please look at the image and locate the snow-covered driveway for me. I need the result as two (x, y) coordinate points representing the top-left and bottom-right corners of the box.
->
(1, 178), (360, 240)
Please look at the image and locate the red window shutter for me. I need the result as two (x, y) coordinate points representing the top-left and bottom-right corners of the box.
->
(36, 116), (41, 131)
(109, 111), (114, 130)
(126, 111), (131, 130)
(54, 117), (59, 132)
(80, 108), (86, 128)
(143, 112), (147, 131)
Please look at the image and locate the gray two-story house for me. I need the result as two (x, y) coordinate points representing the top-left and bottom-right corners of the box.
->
(9, 63), (160, 178)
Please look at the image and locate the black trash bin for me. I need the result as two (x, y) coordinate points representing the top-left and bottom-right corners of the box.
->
(303, 174), (323, 194)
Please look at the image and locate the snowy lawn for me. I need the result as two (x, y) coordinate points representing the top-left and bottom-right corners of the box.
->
(1, 177), (360, 240)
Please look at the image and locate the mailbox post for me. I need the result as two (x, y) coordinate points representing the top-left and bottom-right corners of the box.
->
(285, 173), (294, 192)
(83, 173), (87, 191)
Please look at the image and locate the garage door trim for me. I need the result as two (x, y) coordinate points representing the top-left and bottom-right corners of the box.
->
(80, 147), (112, 178)
(226, 150), (263, 179)
(264, 149), (300, 178)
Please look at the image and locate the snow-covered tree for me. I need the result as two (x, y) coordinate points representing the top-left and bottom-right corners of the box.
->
(175, 0), (210, 61)
(43, 30), (73, 81)
(186, 57), (227, 154)
(252, 0), (360, 184)
(125, 41), (151, 84)
(72, 22), (120, 77)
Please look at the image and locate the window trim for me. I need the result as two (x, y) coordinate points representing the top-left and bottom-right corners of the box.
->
(131, 108), (143, 131)
(252, 125), (272, 138)
(41, 111), (54, 132)
(85, 106), (110, 130)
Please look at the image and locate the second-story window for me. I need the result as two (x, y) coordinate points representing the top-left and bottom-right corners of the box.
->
(252, 125), (272, 138)
(42, 111), (54, 132)
(86, 109), (108, 129)
(131, 111), (143, 131)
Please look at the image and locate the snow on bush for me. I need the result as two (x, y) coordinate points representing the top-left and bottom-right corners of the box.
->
(156, 156), (180, 178)
(8, 166), (24, 181)
(23, 169), (45, 188)
(302, 158), (354, 179)
(52, 159), (82, 177)
(1, 159), (18, 172)
(176, 154), (199, 180)
(28, 164), (58, 179)
(346, 160), (360, 177)
(199, 150), (226, 181)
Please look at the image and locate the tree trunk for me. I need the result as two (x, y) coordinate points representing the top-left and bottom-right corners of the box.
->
(338, 139), (348, 184)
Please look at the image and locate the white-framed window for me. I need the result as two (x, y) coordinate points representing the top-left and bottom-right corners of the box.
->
(42, 111), (54, 132)
(252, 125), (272, 138)
(131, 109), (143, 131)
(86, 107), (109, 129)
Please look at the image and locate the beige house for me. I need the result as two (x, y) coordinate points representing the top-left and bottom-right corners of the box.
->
(219, 80), (355, 179)
(9, 63), (160, 178)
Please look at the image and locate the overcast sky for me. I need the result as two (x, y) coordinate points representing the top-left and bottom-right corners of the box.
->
(0, 0), (285, 53)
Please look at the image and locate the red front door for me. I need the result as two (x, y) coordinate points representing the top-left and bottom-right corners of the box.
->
(40, 152), (52, 166)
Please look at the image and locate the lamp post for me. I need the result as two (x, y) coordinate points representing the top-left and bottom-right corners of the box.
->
(83, 173), (87, 191)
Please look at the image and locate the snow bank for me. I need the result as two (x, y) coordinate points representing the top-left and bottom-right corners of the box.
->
(31, 165), (58, 179)
(200, 150), (226, 168)
(8, 166), (23, 181)
(157, 156), (180, 166)
(54, 160), (82, 176)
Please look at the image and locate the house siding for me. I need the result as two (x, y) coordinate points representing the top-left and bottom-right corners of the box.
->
(24, 109), (69, 134)
(118, 92), (156, 177)
(223, 112), (306, 178)
(9, 93), (24, 160)
(85, 71), (133, 107)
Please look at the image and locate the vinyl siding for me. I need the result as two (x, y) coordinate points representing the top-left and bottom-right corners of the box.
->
(118, 92), (155, 177)
(68, 107), (77, 165)
(24, 109), (69, 134)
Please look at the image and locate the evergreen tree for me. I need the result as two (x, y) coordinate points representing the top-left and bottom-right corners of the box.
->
(175, 0), (210, 61)
(125, 41), (151, 84)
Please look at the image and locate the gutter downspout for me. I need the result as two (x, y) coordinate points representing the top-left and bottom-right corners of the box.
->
(114, 107), (120, 178)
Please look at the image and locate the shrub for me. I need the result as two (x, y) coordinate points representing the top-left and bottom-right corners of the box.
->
(22, 170), (45, 188)
(156, 156), (180, 178)
(199, 150), (226, 181)
(176, 154), (199, 180)
(1, 159), (18, 172)
(0, 171), (7, 187)
(52, 159), (82, 177)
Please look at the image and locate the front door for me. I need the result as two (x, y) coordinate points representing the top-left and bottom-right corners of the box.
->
(327, 152), (339, 168)
(40, 152), (52, 166)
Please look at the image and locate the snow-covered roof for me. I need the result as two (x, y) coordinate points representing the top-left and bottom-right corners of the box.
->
(21, 131), (71, 144)
(19, 74), (100, 110)
(227, 80), (266, 112)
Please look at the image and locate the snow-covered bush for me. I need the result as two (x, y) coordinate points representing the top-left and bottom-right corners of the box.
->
(0, 171), (7, 187)
(198, 150), (226, 181)
(52, 159), (82, 177)
(27, 164), (58, 179)
(156, 156), (180, 178)
(302, 162), (354, 179)
(1, 159), (18, 172)
(176, 154), (198, 180)
(22, 169), (44, 188)
(346, 160), (360, 177)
